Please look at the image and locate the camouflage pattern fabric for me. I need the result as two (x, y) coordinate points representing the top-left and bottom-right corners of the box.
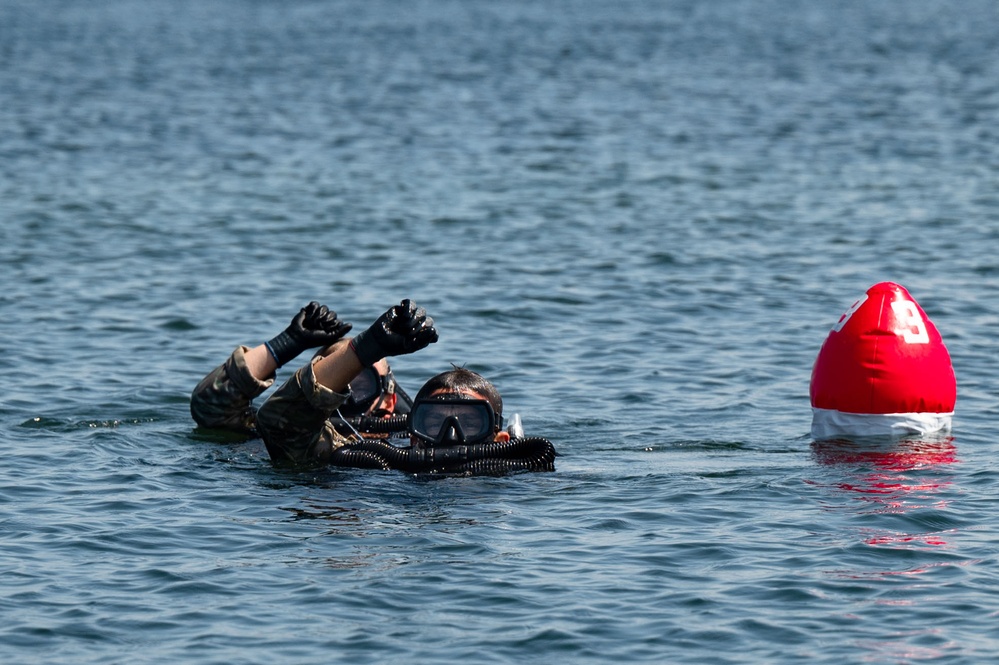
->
(190, 346), (272, 434)
(191, 346), (351, 466)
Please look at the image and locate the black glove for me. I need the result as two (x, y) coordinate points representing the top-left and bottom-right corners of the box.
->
(266, 302), (353, 367)
(350, 299), (439, 367)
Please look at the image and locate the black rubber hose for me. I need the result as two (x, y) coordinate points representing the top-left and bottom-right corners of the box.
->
(337, 415), (409, 434)
(326, 447), (391, 470)
(328, 437), (557, 475)
(432, 456), (548, 476)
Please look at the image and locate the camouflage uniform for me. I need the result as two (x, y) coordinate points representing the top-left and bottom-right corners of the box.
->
(191, 346), (352, 466)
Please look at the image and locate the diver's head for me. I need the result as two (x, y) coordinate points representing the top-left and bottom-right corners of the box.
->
(409, 367), (509, 448)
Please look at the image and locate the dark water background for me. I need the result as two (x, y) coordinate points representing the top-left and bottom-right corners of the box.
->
(3, 1), (999, 662)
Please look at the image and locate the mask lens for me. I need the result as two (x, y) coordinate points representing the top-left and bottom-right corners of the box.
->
(348, 367), (380, 404)
(343, 367), (388, 417)
(410, 398), (495, 445)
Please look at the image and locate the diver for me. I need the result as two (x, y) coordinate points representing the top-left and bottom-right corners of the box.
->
(191, 300), (556, 475)
(190, 301), (409, 438)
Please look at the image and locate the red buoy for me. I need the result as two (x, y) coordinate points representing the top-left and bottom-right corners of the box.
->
(810, 282), (956, 439)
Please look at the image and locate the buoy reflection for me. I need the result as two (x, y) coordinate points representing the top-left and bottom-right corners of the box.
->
(810, 435), (957, 547)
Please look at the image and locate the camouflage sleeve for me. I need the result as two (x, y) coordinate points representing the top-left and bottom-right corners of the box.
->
(256, 357), (352, 467)
(190, 346), (274, 433)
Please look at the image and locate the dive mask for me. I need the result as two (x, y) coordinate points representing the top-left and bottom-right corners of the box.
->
(408, 395), (498, 446)
(344, 366), (395, 416)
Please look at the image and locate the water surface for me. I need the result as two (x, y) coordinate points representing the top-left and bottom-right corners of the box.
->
(2, 1), (999, 663)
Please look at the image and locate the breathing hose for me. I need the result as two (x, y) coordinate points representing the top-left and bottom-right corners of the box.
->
(328, 436), (557, 475)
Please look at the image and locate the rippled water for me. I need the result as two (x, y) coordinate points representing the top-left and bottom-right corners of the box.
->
(3, 1), (999, 663)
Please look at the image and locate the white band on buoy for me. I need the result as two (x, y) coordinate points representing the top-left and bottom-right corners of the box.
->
(811, 407), (953, 440)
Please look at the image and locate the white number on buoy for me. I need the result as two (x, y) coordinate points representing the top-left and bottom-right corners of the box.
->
(890, 300), (930, 344)
(832, 294), (868, 332)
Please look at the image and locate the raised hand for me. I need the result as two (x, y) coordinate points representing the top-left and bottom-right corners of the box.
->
(350, 299), (439, 367)
(266, 302), (353, 367)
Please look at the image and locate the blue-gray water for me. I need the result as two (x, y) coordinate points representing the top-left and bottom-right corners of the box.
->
(3, 1), (999, 662)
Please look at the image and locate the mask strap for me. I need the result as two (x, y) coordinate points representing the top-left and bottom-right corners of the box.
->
(367, 390), (392, 417)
